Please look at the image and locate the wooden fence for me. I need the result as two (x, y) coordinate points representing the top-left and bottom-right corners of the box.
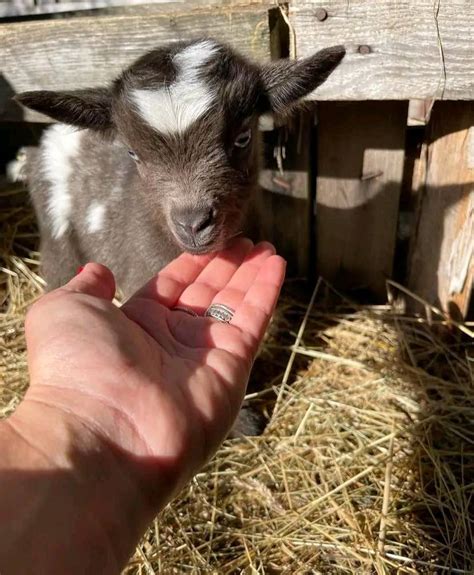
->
(1, 0), (472, 317)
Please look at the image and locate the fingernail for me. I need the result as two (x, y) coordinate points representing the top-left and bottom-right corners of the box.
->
(76, 266), (85, 275)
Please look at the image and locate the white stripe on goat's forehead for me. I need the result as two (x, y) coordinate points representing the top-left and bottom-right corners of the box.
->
(131, 40), (219, 135)
(41, 124), (82, 239)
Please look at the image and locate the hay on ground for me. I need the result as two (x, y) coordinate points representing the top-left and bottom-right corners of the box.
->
(1, 184), (473, 574)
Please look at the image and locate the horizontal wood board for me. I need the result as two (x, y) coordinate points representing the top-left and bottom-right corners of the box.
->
(0, 2), (273, 122)
(290, 0), (474, 100)
(0, 0), (186, 18)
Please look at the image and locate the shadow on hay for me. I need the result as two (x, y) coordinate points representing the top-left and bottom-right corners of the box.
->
(393, 319), (474, 572)
(307, 217), (472, 570)
(288, 286), (474, 570)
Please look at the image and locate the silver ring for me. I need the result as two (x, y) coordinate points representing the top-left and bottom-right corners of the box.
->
(205, 303), (235, 323)
(173, 306), (198, 317)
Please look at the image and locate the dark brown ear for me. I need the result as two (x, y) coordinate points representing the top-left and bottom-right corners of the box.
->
(14, 88), (113, 131)
(260, 46), (345, 115)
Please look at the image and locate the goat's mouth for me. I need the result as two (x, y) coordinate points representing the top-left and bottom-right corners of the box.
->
(169, 215), (242, 255)
(173, 231), (238, 255)
(182, 245), (218, 255)
(173, 236), (223, 255)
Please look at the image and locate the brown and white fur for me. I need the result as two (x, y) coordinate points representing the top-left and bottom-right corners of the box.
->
(16, 39), (344, 296)
(15, 39), (344, 435)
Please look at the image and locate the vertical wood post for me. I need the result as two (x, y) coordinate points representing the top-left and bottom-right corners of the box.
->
(408, 102), (474, 318)
(315, 101), (408, 300)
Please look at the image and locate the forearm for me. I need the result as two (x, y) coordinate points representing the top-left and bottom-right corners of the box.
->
(0, 398), (153, 575)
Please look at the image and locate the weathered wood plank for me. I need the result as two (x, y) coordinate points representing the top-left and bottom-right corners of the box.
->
(315, 101), (408, 300)
(408, 102), (474, 318)
(0, 1), (273, 122)
(0, 0), (185, 18)
(290, 0), (474, 100)
(1, 0), (262, 18)
(0, 0), (34, 18)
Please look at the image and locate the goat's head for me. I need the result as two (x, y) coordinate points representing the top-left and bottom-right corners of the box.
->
(16, 39), (345, 254)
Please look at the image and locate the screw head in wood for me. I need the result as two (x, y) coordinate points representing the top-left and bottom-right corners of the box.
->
(315, 8), (328, 21)
(358, 45), (372, 55)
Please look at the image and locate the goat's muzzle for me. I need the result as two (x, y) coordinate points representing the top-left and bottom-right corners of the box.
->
(170, 205), (218, 252)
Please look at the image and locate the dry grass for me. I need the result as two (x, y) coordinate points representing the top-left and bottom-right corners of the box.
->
(1, 184), (473, 574)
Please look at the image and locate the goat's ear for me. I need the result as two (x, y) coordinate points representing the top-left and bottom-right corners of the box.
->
(260, 46), (345, 115)
(14, 88), (113, 131)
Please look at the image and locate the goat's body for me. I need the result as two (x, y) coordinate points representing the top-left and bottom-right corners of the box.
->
(28, 125), (181, 296)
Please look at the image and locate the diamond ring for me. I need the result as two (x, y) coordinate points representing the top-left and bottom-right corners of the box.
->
(204, 303), (235, 323)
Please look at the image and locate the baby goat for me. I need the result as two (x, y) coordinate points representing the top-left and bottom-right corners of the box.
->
(16, 39), (345, 297)
(15, 39), (344, 436)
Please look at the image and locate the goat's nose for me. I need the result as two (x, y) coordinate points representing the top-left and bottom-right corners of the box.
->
(171, 206), (215, 242)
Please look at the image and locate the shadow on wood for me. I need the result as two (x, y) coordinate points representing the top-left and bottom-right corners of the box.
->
(0, 75), (47, 179)
(315, 101), (408, 301)
(408, 102), (473, 318)
(315, 179), (472, 317)
(0, 73), (24, 122)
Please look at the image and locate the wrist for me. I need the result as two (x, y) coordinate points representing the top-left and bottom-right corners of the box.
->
(0, 391), (160, 573)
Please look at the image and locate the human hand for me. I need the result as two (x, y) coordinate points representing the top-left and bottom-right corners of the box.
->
(20, 237), (285, 520)
(0, 239), (284, 573)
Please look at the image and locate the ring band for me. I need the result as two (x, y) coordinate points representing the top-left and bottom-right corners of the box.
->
(173, 306), (198, 317)
(205, 303), (235, 323)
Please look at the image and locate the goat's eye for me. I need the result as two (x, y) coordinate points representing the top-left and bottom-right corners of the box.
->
(128, 150), (139, 162)
(234, 129), (252, 148)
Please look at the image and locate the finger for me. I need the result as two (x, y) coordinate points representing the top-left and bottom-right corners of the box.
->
(174, 238), (254, 314)
(167, 255), (285, 358)
(63, 263), (116, 300)
(127, 251), (215, 308)
(206, 242), (276, 312)
(230, 254), (286, 346)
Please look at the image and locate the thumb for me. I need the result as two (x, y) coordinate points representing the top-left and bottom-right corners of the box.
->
(64, 263), (116, 300)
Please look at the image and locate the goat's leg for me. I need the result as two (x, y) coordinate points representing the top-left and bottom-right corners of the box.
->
(228, 406), (265, 438)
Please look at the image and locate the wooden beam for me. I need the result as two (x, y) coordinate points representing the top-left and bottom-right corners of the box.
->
(0, 1), (273, 122)
(0, 1), (186, 18)
(315, 101), (408, 300)
(290, 0), (474, 101)
(408, 102), (473, 319)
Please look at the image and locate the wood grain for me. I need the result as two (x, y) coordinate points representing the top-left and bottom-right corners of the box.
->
(408, 101), (473, 318)
(315, 101), (408, 300)
(0, 1), (273, 122)
(290, 0), (474, 100)
(0, 0), (186, 18)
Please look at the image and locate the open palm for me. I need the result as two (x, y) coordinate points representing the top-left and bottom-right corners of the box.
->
(24, 238), (285, 495)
